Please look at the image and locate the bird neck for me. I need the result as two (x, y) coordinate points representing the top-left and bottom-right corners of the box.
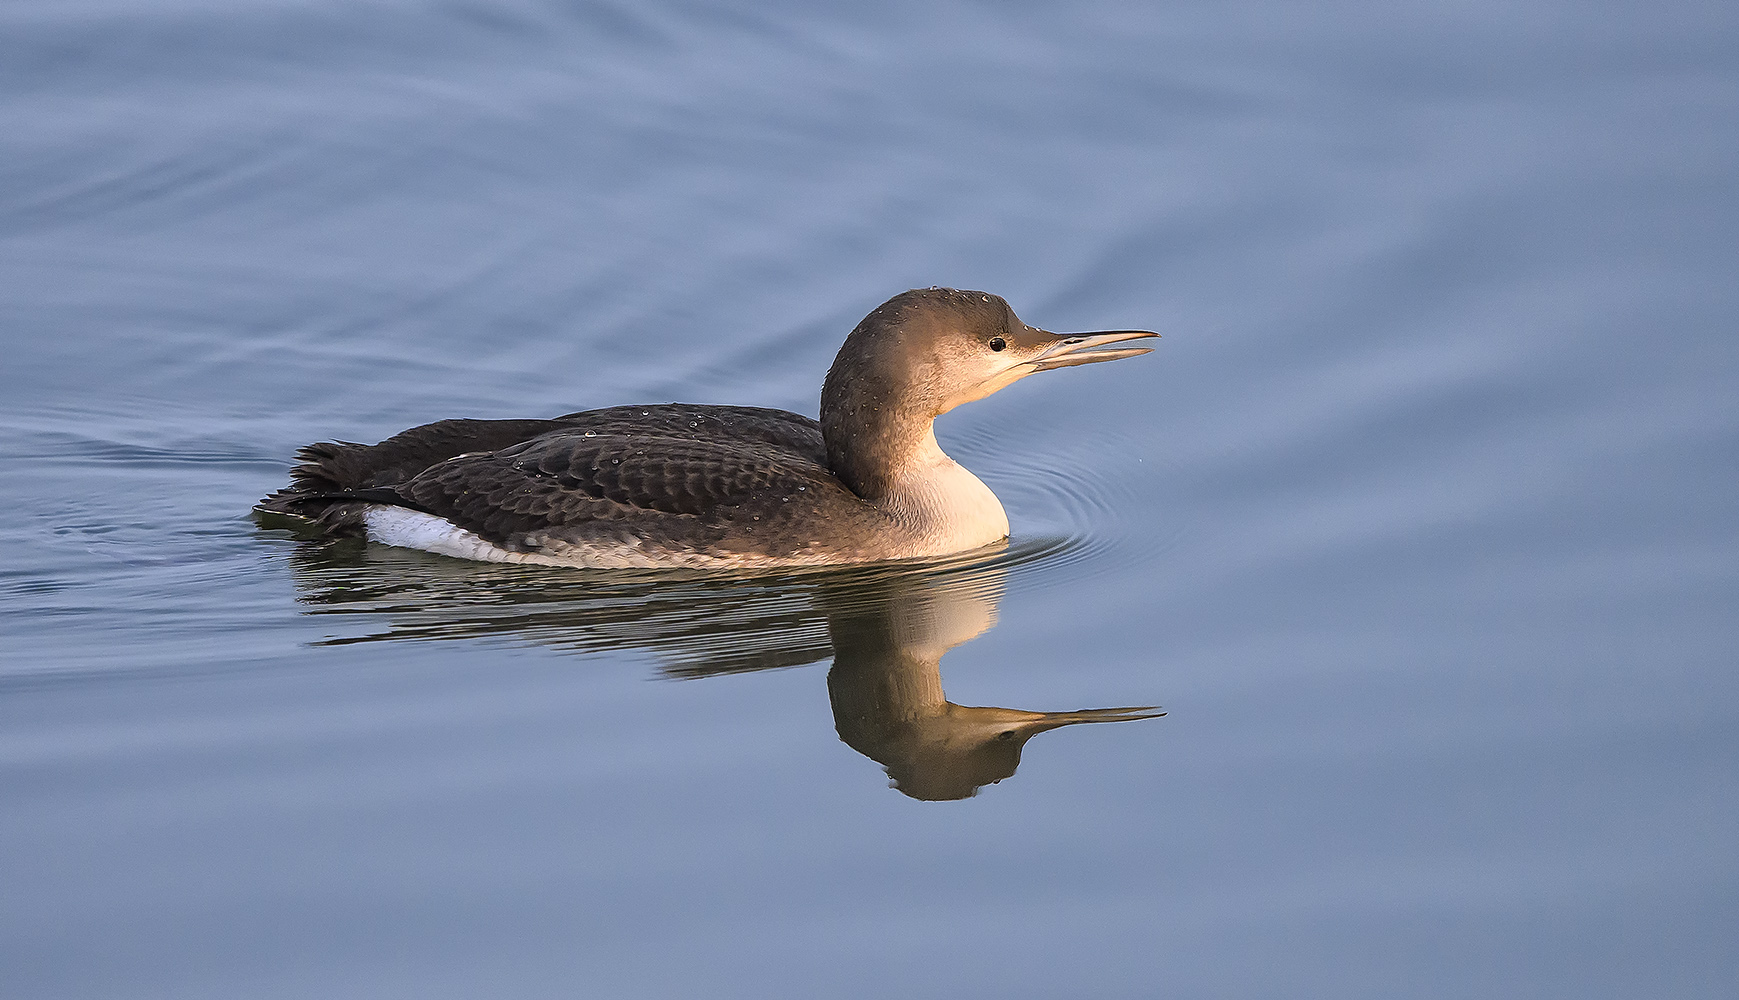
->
(823, 403), (1009, 550)
(819, 339), (1009, 551)
(821, 399), (930, 501)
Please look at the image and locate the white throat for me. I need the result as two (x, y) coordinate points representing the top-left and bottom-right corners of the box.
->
(882, 425), (1009, 553)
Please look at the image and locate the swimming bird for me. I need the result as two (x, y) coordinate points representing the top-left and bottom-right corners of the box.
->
(257, 287), (1156, 569)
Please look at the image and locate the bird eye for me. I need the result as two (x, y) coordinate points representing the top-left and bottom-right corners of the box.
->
(989, 337), (1006, 352)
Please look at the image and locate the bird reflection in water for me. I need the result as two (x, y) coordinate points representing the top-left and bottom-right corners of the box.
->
(822, 565), (1161, 799)
(281, 535), (1162, 799)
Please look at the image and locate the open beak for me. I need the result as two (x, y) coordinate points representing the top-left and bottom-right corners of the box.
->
(946, 325), (1160, 413)
(1023, 329), (1159, 372)
(973, 702), (1161, 737)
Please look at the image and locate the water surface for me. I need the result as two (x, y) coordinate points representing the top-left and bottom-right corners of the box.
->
(3, 1), (1737, 997)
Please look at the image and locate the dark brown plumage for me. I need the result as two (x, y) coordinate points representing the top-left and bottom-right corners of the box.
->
(259, 405), (892, 564)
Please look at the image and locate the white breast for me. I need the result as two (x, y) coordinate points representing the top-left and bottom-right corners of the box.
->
(882, 428), (1010, 555)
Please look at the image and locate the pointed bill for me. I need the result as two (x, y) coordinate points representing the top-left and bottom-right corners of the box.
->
(1024, 330), (1160, 372)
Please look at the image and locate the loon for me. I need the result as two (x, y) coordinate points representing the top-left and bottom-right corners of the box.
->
(257, 287), (1156, 569)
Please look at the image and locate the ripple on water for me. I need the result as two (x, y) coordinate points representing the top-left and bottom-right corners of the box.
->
(947, 419), (1182, 590)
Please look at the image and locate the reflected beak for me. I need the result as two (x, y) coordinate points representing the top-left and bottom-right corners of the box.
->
(1023, 330), (1160, 372)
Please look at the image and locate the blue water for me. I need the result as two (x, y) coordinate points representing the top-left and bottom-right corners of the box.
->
(4, 1), (1737, 997)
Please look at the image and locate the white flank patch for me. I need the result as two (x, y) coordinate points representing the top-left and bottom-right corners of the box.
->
(362, 507), (531, 564)
(357, 505), (787, 569)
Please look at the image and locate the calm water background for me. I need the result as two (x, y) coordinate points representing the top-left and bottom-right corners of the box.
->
(4, 1), (1737, 997)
